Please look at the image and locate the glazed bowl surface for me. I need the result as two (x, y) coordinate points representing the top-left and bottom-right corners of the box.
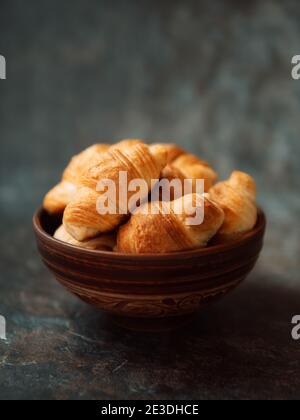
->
(33, 208), (266, 330)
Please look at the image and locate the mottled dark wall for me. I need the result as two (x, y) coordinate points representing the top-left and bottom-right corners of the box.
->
(1, 0), (299, 278)
(1, 2), (300, 184)
(0, 0), (300, 400)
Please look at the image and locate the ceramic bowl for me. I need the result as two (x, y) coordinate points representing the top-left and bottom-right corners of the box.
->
(33, 208), (266, 330)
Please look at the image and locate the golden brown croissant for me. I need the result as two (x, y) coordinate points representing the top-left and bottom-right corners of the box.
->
(154, 152), (217, 202)
(110, 138), (144, 151)
(43, 144), (109, 214)
(157, 165), (188, 201)
(170, 153), (217, 192)
(151, 143), (185, 164)
(54, 225), (116, 251)
(117, 194), (224, 254)
(63, 141), (168, 241)
(209, 171), (257, 239)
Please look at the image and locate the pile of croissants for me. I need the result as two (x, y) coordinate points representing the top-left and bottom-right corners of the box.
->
(43, 139), (258, 254)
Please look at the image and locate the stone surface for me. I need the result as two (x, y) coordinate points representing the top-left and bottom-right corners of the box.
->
(0, 0), (300, 400)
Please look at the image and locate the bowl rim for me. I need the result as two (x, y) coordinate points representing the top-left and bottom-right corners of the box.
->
(33, 207), (266, 261)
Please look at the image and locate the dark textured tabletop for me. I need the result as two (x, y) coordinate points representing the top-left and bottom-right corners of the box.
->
(0, 0), (300, 400)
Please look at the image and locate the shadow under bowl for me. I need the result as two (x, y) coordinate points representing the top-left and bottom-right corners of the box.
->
(33, 208), (266, 331)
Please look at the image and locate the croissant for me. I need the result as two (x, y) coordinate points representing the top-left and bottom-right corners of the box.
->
(43, 144), (109, 214)
(152, 143), (185, 164)
(117, 194), (224, 254)
(170, 153), (217, 193)
(209, 171), (257, 239)
(63, 141), (168, 241)
(110, 138), (144, 151)
(54, 225), (116, 251)
(153, 152), (217, 202)
(157, 165), (188, 201)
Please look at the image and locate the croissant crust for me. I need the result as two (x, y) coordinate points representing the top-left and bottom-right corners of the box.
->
(44, 141), (258, 253)
(43, 144), (109, 214)
(54, 225), (116, 251)
(209, 171), (257, 238)
(63, 141), (168, 241)
(117, 194), (224, 254)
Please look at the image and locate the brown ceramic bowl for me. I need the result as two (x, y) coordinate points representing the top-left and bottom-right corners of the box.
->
(33, 208), (266, 331)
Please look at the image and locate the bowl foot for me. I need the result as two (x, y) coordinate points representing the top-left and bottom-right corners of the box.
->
(109, 313), (195, 332)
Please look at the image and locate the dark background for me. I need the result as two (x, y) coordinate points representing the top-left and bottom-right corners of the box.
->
(0, 0), (300, 400)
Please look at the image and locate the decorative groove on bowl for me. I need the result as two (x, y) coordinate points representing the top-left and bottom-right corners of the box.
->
(56, 274), (243, 318)
(39, 249), (261, 286)
(42, 255), (258, 296)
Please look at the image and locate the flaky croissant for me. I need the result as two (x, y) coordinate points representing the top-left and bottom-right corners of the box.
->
(209, 171), (257, 239)
(152, 143), (185, 164)
(43, 144), (109, 214)
(117, 194), (224, 254)
(63, 141), (168, 241)
(154, 152), (217, 202)
(54, 225), (116, 251)
(157, 165), (188, 201)
(171, 153), (217, 192)
(110, 138), (144, 151)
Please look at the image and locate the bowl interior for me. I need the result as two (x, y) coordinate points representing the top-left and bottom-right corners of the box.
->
(33, 207), (266, 260)
(37, 209), (64, 237)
